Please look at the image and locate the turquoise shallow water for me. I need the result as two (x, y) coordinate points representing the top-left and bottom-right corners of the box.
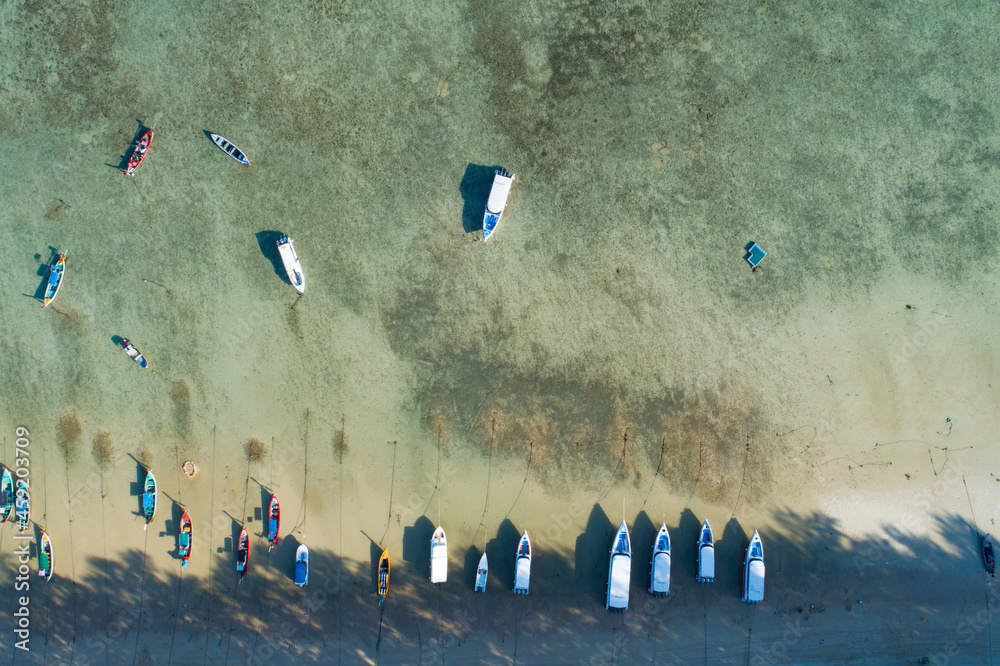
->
(2, 0), (1000, 661)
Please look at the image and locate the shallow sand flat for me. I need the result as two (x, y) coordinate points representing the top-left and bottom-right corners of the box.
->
(2, 0), (1000, 662)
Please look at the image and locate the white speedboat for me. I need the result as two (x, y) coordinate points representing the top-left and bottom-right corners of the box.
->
(474, 552), (488, 592)
(513, 531), (531, 596)
(482, 169), (514, 241)
(696, 519), (715, 583)
(649, 523), (671, 595)
(606, 520), (631, 611)
(743, 530), (764, 604)
(210, 133), (250, 166)
(294, 544), (309, 587)
(276, 234), (305, 294)
(430, 526), (447, 585)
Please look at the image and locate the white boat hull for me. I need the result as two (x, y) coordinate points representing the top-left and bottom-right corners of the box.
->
(430, 527), (447, 584)
(606, 520), (631, 610)
(514, 531), (531, 595)
(277, 235), (305, 293)
(474, 552), (488, 592)
(482, 170), (514, 241)
(697, 519), (715, 583)
(650, 523), (671, 595)
(743, 530), (764, 604)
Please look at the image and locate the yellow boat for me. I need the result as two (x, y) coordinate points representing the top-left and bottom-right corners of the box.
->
(378, 550), (390, 601)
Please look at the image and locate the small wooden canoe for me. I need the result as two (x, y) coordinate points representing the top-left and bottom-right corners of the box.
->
(985, 535), (995, 576)
(42, 254), (66, 308)
(378, 550), (390, 600)
(236, 526), (249, 581)
(267, 495), (280, 550)
(0, 466), (13, 522)
(142, 470), (156, 530)
(179, 510), (192, 567)
(210, 133), (250, 166)
(15, 479), (29, 532)
(123, 339), (149, 369)
(125, 126), (154, 176)
(38, 531), (53, 581)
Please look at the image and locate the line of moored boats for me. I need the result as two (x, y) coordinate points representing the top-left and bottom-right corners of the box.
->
(8, 454), (766, 608)
(429, 517), (765, 609)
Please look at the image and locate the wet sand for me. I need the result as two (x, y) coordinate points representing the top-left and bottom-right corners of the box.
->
(3, 0), (1000, 663)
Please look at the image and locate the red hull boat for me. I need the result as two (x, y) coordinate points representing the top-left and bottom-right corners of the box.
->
(125, 126), (154, 176)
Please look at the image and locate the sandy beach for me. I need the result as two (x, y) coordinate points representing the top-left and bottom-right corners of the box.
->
(2, 0), (1000, 663)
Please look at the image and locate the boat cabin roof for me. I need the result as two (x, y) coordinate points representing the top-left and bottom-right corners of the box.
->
(652, 552), (671, 589)
(745, 560), (765, 601)
(699, 544), (715, 578)
(486, 172), (514, 214)
(607, 554), (631, 608)
(515, 558), (530, 590)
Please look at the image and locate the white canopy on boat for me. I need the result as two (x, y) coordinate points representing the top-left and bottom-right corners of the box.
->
(651, 551), (671, 594)
(514, 557), (530, 593)
(430, 528), (448, 584)
(745, 559), (765, 603)
(607, 554), (631, 609)
(486, 172), (514, 214)
(699, 543), (715, 581)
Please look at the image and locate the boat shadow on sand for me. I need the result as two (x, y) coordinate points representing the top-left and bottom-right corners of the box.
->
(402, 515), (435, 578)
(255, 230), (291, 285)
(460, 164), (504, 234)
(574, 504), (614, 605)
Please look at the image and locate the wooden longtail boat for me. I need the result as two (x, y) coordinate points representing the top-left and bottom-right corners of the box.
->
(42, 254), (66, 308)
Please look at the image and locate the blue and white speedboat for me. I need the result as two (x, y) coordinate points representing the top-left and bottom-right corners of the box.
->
(650, 523), (671, 595)
(482, 169), (514, 241)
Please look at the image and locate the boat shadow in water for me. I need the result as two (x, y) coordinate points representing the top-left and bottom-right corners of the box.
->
(720, 517), (748, 594)
(278, 534), (301, 583)
(359, 531), (382, 593)
(675, 508), (702, 584)
(460, 164), (504, 234)
(127, 454), (148, 520)
(487, 519), (520, 591)
(463, 545), (482, 589)
(631, 510), (657, 592)
(162, 493), (183, 558)
(574, 504), (614, 605)
(255, 230), (290, 284)
(402, 515), (435, 577)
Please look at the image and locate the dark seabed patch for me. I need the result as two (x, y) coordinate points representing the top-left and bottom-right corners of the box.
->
(91, 430), (114, 466)
(57, 412), (81, 460)
(170, 379), (191, 434)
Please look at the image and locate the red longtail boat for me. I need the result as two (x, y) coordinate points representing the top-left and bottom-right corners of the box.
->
(125, 126), (154, 176)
